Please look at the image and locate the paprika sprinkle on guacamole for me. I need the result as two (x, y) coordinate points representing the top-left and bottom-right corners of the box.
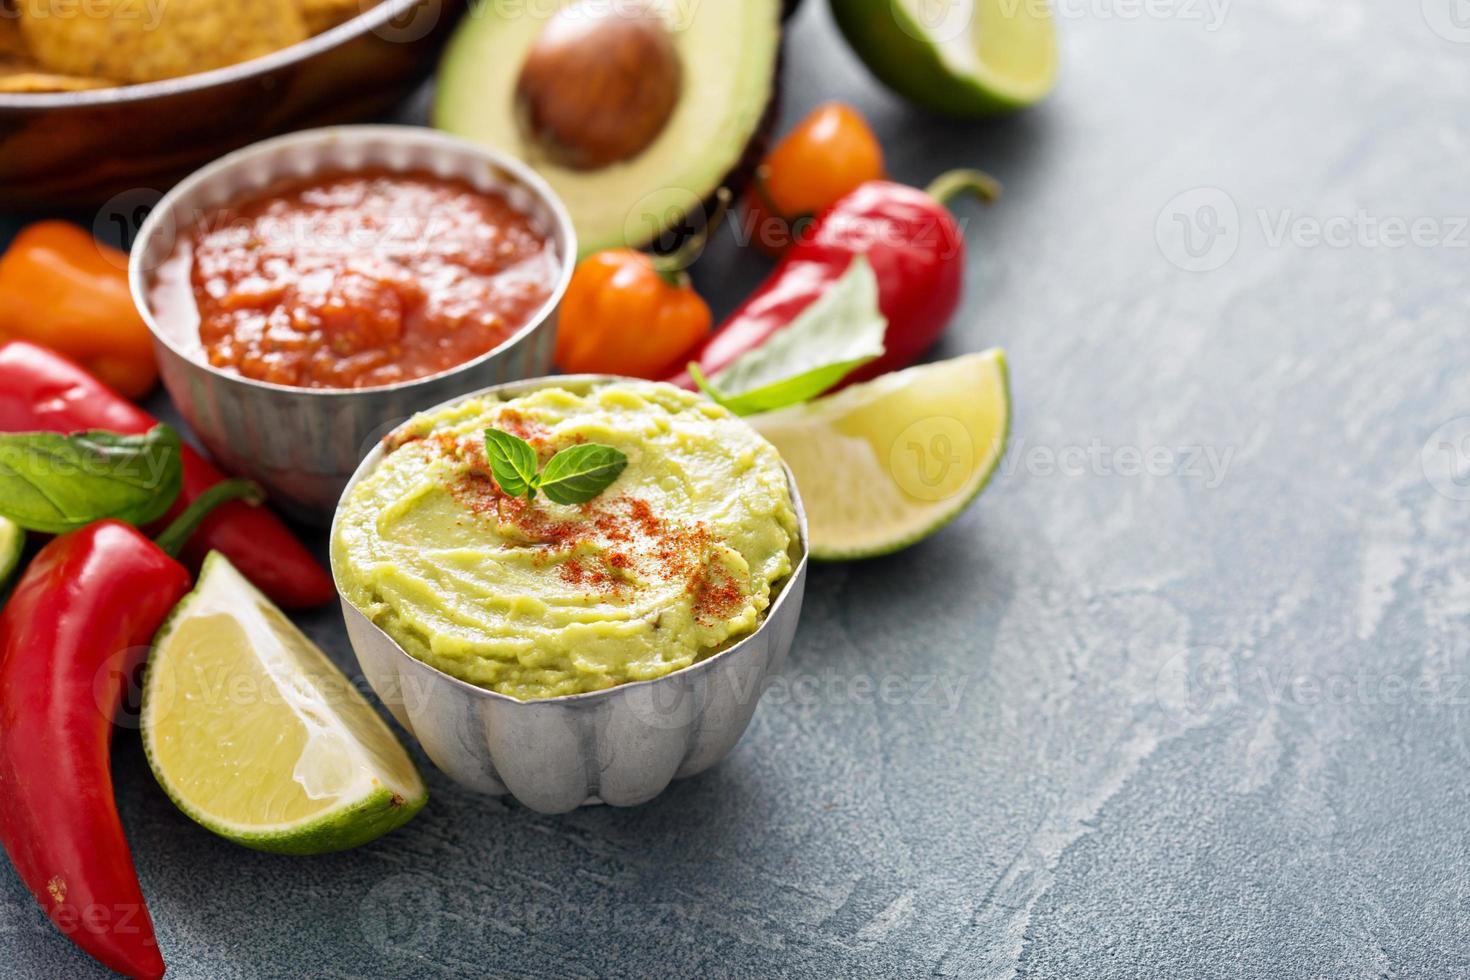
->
(149, 169), (559, 389)
(445, 441), (722, 607)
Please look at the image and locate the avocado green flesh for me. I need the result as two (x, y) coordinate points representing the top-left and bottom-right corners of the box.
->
(332, 382), (800, 701)
(434, 0), (782, 257)
(829, 0), (1057, 116)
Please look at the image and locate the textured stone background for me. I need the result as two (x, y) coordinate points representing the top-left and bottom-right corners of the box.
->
(5, 0), (1470, 976)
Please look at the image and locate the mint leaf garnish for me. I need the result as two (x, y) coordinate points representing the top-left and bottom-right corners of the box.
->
(483, 429), (628, 504)
(537, 444), (629, 505)
(483, 428), (540, 499)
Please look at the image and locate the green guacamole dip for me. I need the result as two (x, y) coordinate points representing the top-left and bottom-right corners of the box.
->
(332, 381), (800, 701)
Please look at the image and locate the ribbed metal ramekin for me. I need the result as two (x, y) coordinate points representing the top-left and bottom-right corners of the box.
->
(129, 125), (577, 523)
(331, 375), (809, 814)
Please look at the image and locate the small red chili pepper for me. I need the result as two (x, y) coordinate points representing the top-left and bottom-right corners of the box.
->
(0, 339), (335, 608)
(669, 170), (1000, 389)
(0, 481), (259, 980)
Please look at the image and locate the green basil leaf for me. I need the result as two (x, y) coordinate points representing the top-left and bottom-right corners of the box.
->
(537, 443), (629, 505)
(0, 425), (183, 534)
(697, 255), (888, 416)
(484, 428), (540, 499)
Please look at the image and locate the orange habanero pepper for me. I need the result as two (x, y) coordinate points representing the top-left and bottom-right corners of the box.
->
(0, 221), (158, 399)
(744, 102), (887, 258)
(554, 249), (713, 379)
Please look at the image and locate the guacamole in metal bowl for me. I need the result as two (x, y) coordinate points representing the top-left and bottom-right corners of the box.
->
(331, 380), (800, 701)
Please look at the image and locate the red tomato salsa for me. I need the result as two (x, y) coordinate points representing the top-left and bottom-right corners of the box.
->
(150, 169), (559, 389)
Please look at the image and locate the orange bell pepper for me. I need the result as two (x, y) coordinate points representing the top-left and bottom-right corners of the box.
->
(0, 221), (158, 399)
(744, 102), (887, 258)
(554, 249), (713, 379)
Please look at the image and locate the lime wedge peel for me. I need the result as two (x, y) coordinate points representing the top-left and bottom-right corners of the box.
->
(142, 552), (427, 855)
(749, 349), (1011, 561)
(830, 0), (1058, 116)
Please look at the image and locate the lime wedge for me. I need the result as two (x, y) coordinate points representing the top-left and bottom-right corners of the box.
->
(830, 0), (1057, 116)
(0, 517), (23, 593)
(142, 553), (427, 854)
(749, 350), (1010, 560)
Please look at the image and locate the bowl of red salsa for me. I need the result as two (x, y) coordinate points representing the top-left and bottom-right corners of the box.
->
(130, 125), (576, 523)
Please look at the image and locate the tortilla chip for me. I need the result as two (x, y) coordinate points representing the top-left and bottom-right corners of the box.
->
(0, 9), (113, 90)
(0, 70), (111, 92)
(299, 0), (368, 35)
(17, 0), (307, 84)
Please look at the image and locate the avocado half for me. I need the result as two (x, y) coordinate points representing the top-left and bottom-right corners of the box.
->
(434, 0), (783, 258)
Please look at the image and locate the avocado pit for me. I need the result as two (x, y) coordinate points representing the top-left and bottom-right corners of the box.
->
(515, 1), (683, 171)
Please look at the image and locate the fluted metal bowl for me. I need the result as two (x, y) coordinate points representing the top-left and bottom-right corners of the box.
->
(129, 125), (577, 523)
(331, 375), (810, 813)
(0, 0), (466, 210)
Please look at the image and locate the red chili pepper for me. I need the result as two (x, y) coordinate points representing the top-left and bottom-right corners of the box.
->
(669, 170), (999, 388)
(0, 481), (258, 980)
(0, 339), (334, 608)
